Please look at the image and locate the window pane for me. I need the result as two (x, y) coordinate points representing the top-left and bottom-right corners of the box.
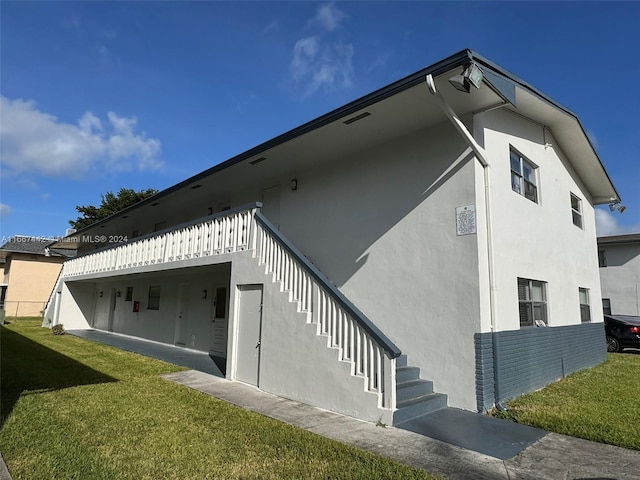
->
(148, 285), (161, 310)
(522, 161), (536, 184)
(580, 304), (591, 323)
(518, 279), (529, 300)
(572, 211), (583, 228)
(519, 303), (533, 327)
(524, 181), (537, 202)
(511, 172), (522, 194)
(602, 298), (611, 315)
(530, 282), (544, 301)
(571, 194), (581, 211)
(579, 288), (589, 304)
(598, 250), (607, 268)
(533, 303), (546, 323)
(510, 151), (521, 173)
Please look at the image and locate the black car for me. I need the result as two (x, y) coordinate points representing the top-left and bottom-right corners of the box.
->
(604, 314), (640, 352)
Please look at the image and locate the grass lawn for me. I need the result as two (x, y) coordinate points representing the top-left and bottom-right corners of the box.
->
(493, 352), (640, 450)
(0, 319), (438, 480)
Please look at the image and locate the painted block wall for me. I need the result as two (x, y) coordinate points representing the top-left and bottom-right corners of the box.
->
(474, 108), (603, 333)
(474, 322), (606, 411)
(599, 242), (640, 315)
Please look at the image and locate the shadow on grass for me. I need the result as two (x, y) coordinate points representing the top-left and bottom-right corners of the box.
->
(0, 325), (117, 428)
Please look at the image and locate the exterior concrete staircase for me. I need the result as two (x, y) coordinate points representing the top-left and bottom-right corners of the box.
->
(393, 354), (448, 425)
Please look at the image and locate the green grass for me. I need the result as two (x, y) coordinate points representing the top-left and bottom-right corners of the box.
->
(492, 352), (640, 450)
(0, 319), (438, 480)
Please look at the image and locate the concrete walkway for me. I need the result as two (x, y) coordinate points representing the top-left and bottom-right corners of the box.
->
(164, 369), (640, 480)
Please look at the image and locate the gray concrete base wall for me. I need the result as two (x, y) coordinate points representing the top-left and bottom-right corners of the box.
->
(475, 322), (606, 411)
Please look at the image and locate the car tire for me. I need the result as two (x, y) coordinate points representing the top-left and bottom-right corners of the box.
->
(606, 335), (621, 353)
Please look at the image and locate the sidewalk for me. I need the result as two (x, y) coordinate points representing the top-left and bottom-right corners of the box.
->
(164, 369), (640, 480)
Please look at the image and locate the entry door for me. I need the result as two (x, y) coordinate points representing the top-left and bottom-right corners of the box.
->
(209, 285), (229, 357)
(262, 185), (281, 229)
(235, 285), (263, 386)
(174, 284), (190, 346)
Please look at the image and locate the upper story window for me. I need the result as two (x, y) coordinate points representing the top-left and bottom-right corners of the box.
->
(579, 287), (591, 323)
(602, 298), (612, 315)
(510, 149), (538, 203)
(570, 193), (583, 229)
(518, 277), (547, 327)
(598, 249), (607, 267)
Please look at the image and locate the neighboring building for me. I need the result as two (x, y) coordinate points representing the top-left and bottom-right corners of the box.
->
(44, 49), (619, 425)
(598, 234), (640, 316)
(1, 236), (76, 317)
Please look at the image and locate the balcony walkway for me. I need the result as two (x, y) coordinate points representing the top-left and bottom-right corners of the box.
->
(67, 329), (225, 377)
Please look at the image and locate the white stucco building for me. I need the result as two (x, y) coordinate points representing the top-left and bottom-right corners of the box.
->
(598, 234), (640, 316)
(45, 49), (619, 425)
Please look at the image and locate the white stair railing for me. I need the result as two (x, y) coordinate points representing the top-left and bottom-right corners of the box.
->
(254, 212), (399, 410)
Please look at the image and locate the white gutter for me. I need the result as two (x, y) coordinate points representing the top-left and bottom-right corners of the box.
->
(426, 74), (502, 406)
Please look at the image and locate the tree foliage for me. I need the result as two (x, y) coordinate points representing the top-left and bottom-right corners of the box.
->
(69, 188), (159, 230)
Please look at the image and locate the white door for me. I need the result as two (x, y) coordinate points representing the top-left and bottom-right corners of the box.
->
(235, 285), (263, 387)
(174, 284), (190, 346)
(262, 185), (281, 228)
(209, 285), (228, 357)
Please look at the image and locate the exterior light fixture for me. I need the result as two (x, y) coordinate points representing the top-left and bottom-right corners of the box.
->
(609, 202), (626, 213)
(448, 63), (484, 93)
(202, 289), (208, 299)
(99, 291), (103, 297)
(116, 291), (121, 297)
(291, 179), (298, 191)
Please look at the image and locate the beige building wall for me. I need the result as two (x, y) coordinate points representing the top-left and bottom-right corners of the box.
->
(4, 254), (64, 317)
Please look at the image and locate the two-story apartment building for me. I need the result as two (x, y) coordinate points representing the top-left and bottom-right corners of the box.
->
(44, 49), (619, 425)
(598, 233), (640, 316)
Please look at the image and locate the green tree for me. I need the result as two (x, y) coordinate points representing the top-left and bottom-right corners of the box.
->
(69, 188), (159, 230)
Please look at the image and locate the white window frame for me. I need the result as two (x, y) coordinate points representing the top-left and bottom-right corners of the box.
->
(510, 148), (538, 203)
(518, 277), (547, 327)
(571, 193), (583, 229)
(579, 288), (591, 323)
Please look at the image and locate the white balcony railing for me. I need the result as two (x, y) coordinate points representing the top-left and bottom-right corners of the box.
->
(59, 202), (400, 410)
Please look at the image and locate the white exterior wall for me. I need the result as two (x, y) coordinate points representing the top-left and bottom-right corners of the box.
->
(599, 243), (640, 315)
(474, 108), (603, 332)
(252, 122), (482, 411)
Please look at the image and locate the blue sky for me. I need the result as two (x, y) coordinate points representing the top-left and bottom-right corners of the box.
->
(1, 1), (639, 240)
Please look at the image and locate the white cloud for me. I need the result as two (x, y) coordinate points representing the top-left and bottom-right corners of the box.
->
(0, 203), (11, 217)
(595, 207), (640, 236)
(290, 36), (354, 97)
(313, 3), (347, 31)
(0, 96), (163, 178)
(289, 3), (353, 97)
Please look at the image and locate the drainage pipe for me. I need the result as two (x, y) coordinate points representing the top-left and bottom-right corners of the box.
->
(425, 74), (502, 408)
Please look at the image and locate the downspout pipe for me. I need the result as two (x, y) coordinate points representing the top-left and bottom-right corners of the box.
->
(425, 74), (502, 409)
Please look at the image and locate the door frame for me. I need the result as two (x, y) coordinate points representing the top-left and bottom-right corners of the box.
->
(233, 284), (264, 387)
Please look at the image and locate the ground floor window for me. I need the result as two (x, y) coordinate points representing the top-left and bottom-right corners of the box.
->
(518, 277), (547, 327)
(579, 288), (591, 322)
(148, 286), (161, 310)
(602, 298), (612, 315)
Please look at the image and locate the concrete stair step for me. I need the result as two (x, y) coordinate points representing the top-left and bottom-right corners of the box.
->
(396, 365), (420, 384)
(396, 354), (408, 367)
(396, 378), (434, 402)
(393, 392), (448, 425)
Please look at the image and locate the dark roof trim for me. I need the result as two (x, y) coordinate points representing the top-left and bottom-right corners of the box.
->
(598, 233), (640, 245)
(469, 52), (620, 203)
(71, 48), (619, 233)
(69, 49), (475, 236)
